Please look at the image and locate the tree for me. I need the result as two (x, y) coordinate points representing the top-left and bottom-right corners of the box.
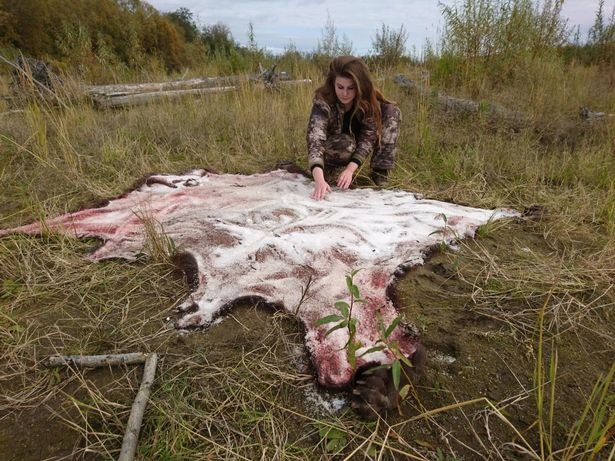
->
(315, 13), (353, 57)
(588, 0), (615, 45)
(247, 21), (258, 52)
(585, 0), (615, 63)
(0, 0), (53, 56)
(165, 7), (198, 43)
(371, 23), (408, 67)
(201, 22), (238, 57)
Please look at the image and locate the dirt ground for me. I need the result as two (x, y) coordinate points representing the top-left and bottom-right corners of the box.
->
(0, 220), (613, 460)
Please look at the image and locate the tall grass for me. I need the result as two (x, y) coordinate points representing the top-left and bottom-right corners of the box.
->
(1, 15), (614, 459)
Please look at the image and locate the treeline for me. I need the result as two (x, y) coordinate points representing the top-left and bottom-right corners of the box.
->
(1, 0), (186, 73)
(0, 0), (268, 80)
(0, 0), (614, 84)
(0, 0), (412, 80)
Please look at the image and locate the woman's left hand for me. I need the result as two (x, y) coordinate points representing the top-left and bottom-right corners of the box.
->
(337, 163), (358, 189)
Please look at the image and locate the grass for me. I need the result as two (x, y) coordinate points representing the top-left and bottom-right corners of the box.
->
(0, 52), (614, 460)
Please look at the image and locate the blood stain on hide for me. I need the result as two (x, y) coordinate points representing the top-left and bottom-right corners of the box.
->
(0, 170), (518, 388)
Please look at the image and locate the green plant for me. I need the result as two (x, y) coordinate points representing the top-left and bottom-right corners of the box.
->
(430, 213), (460, 249)
(370, 23), (408, 68)
(315, 422), (348, 453)
(561, 362), (615, 459)
(435, 447), (462, 461)
(531, 296), (615, 460)
(316, 270), (413, 397)
(371, 313), (414, 396)
(437, 0), (569, 90)
(314, 13), (353, 59)
(0, 279), (22, 300)
(315, 269), (364, 369)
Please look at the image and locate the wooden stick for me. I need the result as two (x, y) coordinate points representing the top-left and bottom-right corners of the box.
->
(118, 353), (158, 461)
(46, 352), (148, 368)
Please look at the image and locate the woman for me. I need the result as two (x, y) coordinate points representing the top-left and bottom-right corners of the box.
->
(307, 56), (401, 200)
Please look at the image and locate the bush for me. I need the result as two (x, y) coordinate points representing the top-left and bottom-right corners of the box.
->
(435, 0), (570, 92)
(370, 23), (408, 69)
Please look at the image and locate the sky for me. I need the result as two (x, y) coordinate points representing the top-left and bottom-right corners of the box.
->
(146, 0), (615, 55)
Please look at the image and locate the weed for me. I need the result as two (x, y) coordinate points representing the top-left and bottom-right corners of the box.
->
(317, 270), (414, 396)
(430, 213), (460, 249)
(315, 269), (364, 369)
(139, 214), (177, 264)
(435, 447), (462, 461)
(315, 421), (348, 453)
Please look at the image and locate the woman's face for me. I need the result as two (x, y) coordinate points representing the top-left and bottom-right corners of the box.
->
(334, 76), (356, 109)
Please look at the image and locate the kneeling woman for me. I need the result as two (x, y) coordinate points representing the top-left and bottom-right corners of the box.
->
(307, 56), (401, 200)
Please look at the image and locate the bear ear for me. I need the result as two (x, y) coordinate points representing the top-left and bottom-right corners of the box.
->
(350, 345), (427, 420)
(171, 251), (200, 291)
(351, 367), (393, 421)
(409, 343), (427, 381)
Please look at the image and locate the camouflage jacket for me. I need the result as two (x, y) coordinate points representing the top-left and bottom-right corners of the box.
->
(307, 96), (378, 171)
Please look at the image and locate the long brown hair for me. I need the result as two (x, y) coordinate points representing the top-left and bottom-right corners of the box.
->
(315, 56), (391, 136)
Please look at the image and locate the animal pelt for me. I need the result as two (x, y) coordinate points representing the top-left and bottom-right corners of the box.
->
(0, 169), (517, 417)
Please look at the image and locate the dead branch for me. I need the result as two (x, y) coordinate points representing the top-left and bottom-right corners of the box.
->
(46, 352), (159, 461)
(46, 352), (148, 368)
(118, 353), (158, 461)
(393, 74), (527, 129)
(580, 107), (615, 120)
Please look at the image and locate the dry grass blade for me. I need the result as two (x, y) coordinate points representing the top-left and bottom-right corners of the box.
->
(1, 45), (614, 460)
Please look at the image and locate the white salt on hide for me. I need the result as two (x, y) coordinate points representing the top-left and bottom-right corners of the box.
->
(1, 170), (518, 387)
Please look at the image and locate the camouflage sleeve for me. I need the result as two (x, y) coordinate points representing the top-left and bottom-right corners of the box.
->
(307, 98), (331, 171)
(351, 112), (377, 165)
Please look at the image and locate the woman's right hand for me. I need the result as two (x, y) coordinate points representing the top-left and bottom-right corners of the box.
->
(311, 167), (331, 200)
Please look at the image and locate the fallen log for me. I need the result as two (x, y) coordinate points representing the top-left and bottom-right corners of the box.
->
(394, 74), (614, 132)
(87, 66), (311, 109)
(118, 353), (158, 461)
(92, 85), (237, 109)
(580, 107), (615, 121)
(46, 352), (148, 367)
(276, 78), (313, 87)
(393, 74), (527, 129)
(85, 75), (244, 97)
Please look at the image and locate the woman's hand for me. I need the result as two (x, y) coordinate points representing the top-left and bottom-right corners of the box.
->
(337, 163), (358, 189)
(311, 167), (331, 200)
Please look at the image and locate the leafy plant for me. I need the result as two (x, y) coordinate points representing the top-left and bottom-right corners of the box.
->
(316, 270), (413, 396)
(315, 422), (348, 453)
(315, 269), (364, 368)
(372, 313), (414, 396)
(429, 213), (460, 249)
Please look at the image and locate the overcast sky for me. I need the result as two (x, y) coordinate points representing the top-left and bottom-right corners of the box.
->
(146, 0), (615, 55)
